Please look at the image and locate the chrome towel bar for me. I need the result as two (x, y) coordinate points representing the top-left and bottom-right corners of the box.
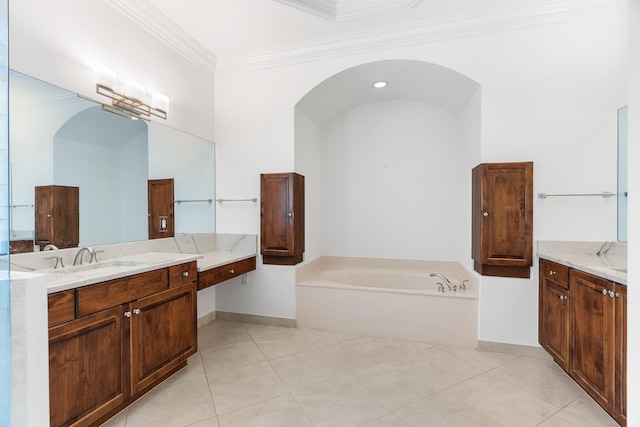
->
(537, 191), (616, 199)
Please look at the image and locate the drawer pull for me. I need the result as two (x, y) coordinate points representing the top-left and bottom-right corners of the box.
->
(124, 311), (132, 318)
(602, 289), (608, 295)
(558, 295), (567, 300)
(549, 271), (556, 276)
(182, 271), (190, 277)
(230, 269), (235, 274)
(133, 308), (141, 315)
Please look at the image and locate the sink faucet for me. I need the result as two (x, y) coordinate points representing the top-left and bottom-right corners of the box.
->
(430, 273), (454, 291)
(73, 247), (95, 266)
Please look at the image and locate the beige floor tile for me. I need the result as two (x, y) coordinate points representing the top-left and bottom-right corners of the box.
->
(185, 417), (220, 427)
(124, 377), (216, 427)
(537, 407), (615, 427)
(269, 345), (353, 391)
(242, 322), (292, 339)
(217, 395), (312, 427)
(253, 328), (317, 360)
(297, 327), (361, 348)
(293, 376), (393, 427)
(448, 373), (561, 426)
(201, 340), (267, 377)
(563, 395), (620, 427)
(395, 389), (504, 427)
(209, 361), (289, 415)
(437, 344), (518, 371)
(489, 357), (584, 407)
(360, 413), (410, 427)
(198, 320), (252, 349)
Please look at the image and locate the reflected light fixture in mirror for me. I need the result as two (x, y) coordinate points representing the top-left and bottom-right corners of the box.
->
(94, 67), (170, 120)
(373, 81), (388, 89)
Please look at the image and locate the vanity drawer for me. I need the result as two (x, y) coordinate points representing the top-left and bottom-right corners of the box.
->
(169, 261), (197, 287)
(541, 259), (569, 288)
(77, 268), (168, 317)
(48, 290), (76, 326)
(198, 257), (256, 290)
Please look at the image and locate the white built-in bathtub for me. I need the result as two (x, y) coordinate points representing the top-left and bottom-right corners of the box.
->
(296, 257), (479, 346)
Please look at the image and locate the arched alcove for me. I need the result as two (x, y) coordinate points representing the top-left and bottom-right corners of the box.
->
(294, 59), (480, 266)
(54, 106), (149, 245)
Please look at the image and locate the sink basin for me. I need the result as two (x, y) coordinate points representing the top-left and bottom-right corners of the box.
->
(63, 260), (147, 274)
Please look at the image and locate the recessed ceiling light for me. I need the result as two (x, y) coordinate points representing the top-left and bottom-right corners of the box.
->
(373, 81), (388, 89)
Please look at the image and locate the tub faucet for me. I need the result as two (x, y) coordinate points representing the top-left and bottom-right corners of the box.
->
(73, 247), (95, 266)
(430, 273), (454, 291)
(43, 244), (59, 251)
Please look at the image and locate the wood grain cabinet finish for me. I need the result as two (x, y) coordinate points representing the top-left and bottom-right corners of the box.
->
(539, 261), (626, 426)
(48, 263), (197, 427)
(570, 269), (616, 414)
(260, 173), (305, 265)
(35, 185), (79, 249)
(472, 162), (533, 278)
(9, 239), (34, 254)
(538, 260), (570, 371)
(198, 257), (257, 290)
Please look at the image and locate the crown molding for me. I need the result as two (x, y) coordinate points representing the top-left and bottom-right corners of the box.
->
(274, 0), (421, 22)
(104, 0), (217, 72)
(219, 0), (617, 75)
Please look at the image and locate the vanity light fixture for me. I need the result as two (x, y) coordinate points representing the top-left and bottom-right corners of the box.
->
(94, 67), (170, 120)
(373, 81), (388, 89)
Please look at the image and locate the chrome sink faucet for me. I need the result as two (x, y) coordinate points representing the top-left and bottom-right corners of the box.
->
(73, 247), (95, 266)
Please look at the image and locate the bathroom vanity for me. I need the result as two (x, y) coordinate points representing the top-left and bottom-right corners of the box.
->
(7, 233), (259, 427)
(47, 258), (199, 427)
(538, 243), (627, 426)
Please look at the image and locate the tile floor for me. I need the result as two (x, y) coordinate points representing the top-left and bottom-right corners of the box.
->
(101, 320), (619, 427)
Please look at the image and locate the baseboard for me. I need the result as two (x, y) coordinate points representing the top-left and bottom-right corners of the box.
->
(197, 311), (217, 328)
(215, 311), (296, 328)
(478, 340), (552, 360)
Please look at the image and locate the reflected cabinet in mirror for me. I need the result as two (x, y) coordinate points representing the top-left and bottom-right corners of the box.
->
(618, 105), (627, 242)
(8, 70), (215, 252)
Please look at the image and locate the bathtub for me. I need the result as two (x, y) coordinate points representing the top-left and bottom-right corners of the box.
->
(296, 257), (479, 346)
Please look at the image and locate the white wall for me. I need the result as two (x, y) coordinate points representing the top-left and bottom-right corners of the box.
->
(215, 12), (622, 342)
(9, 0), (215, 141)
(320, 100), (468, 262)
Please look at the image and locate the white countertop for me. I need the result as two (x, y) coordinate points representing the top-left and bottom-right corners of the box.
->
(197, 251), (256, 271)
(536, 251), (627, 285)
(44, 252), (202, 293)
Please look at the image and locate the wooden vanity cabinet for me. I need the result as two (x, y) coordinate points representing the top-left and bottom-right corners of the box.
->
(538, 260), (570, 370)
(539, 261), (626, 426)
(260, 173), (305, 265)
(48, 263), (198, 427)
(198, 256), (257, 290)
(35, 185), (79, 249)
(472, 162), (533, 278)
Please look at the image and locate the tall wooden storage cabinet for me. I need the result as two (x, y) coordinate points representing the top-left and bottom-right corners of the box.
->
(472, 162), (533, 278)
(260, 173), (305, 265)
(35, 185), (79, 249)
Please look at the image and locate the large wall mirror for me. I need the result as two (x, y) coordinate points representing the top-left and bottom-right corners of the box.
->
(617, 105), (628, 242)
(9, 70), (215, 251)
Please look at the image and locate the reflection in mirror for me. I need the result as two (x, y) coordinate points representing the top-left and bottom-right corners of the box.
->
(9, 70), (215, 251)
(617, 105), (627, 242)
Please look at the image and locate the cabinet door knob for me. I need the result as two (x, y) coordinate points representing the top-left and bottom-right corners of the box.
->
(230, 269), (235, 274)
(182, 271), (190, 277)
(133, 308), (141, 315)
(47, 214), (52, 218)
(601, 289), (608, 295)
(550, 271), (556, 276)
(124, 311), (132, 318)
(482, 212), (489, 217)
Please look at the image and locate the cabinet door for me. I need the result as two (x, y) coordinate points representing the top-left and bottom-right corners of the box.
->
(570, 270), (616, 413)
(130, 282), (197, 395)
(49, 305), (126, 427)
(614, 283), (627, 426)
(541, 278), (570, 371)
(260, 173), (305, 264)
(472, 162), (532, 277)
(35, 186), (53, 246)
(35, 185), (79, 248)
